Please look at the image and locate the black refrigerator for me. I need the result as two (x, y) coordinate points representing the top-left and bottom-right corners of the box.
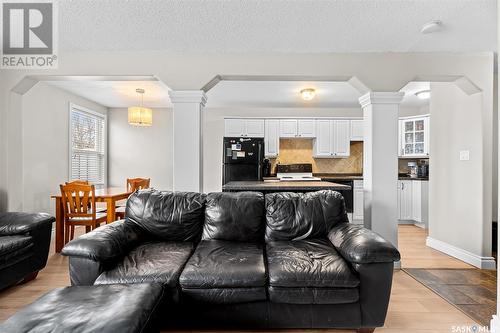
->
(222, 137), (265, 185)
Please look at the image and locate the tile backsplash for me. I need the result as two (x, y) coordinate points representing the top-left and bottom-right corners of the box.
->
(269, 139), (363, 174)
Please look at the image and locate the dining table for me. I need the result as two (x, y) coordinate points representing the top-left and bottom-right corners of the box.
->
(51, 187), (132, 253)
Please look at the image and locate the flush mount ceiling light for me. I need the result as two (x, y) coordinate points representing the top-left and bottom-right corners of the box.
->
(415, 90), (431, 100)
(300, 88), (316, 101)
(421, 20), (443, 34)
(128, 88), (153, 126)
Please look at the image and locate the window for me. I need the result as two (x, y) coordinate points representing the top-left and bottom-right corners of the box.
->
(69, 104), (107, 187)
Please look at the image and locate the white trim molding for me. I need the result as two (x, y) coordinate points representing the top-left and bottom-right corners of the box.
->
(426, 237), (496, 270)
(358, 91), (404, 108)
(168, 90), (207, 106)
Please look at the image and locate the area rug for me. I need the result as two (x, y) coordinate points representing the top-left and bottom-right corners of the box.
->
(404, 268), (497, 326)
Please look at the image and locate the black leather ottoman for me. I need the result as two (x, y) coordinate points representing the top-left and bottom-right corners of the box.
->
(0, 283), (164, 333)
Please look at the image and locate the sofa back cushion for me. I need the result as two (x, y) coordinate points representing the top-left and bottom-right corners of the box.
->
(202, 192), (265, 242)
(265, 190), (348, 242)
(126, 189), (206, 242)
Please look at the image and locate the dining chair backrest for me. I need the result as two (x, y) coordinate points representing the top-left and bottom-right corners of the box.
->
(60, 183), (96, 219)
(65, 180), (89, 185)
(127, 178), (150, 192)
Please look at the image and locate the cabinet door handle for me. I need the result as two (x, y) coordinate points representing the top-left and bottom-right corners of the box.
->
(402, 183), (404, 190)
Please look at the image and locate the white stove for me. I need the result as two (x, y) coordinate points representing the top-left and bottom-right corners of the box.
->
(276, 164), (321, 182)
(277, 174), (322, 182)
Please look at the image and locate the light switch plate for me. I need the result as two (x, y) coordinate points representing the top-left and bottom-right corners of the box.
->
(459, 150), (470, 161)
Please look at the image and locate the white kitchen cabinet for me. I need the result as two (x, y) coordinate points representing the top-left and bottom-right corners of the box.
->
(411, 180), (429, 227)
(352, 180), (364, 222)
(313, 120), (350, 158)
(297, 119), (316, 137)
(332, 120), (350, 157)
(398, 180), (413, 220)
(314, 120), (332, 157)
(399, 116), (430, 157)
(245, 119), (265, 137)
(224, 119), (264, 138)
(225, 119), (246, 137)
(264, 119), (280, 157)
(350, 119), (364, 141)
(397, 180), (429, 228)
(279, 120), (298, 138)
(278, 119), (315, 138)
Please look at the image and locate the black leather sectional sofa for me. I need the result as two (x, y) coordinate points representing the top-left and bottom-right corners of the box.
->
(62, 189), (400, 332)
(0, 212), (54, 291)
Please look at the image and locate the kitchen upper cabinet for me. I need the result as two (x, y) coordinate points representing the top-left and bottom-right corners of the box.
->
(264, 119), (280, 157)
(225, 119), (246, 137)
(350, 119), (364, 141)
(297, 119), (316, 137)
(279, 120), (298, 138)
(398, 180), (413, 220)
(399, 116), (430, 157)
(278, 119), (315, 138)
(332, 120), (350, 157)
(352, 180), (364, 222)
(313, 120), (350, 158)
(245, 119), (265, 137)
(224, 119), (264, 138)
(314, 120), (332, 157)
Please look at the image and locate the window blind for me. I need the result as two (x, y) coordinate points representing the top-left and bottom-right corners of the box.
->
(69, 105), (106, 187)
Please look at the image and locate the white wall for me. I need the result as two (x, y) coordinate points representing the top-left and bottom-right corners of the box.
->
(203, 107), (362, 192)
(429, 82), (490, 259)
(21, 83), (108, 214)
(399, 105), (429, 117)
(108, 108), (173, 191)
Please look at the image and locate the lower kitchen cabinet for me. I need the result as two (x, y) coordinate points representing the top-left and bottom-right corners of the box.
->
(397, 179), (428, 228)
(352, 180), (364, 223)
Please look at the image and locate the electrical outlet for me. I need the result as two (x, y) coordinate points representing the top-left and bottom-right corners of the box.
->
(459, 150), (470, 161)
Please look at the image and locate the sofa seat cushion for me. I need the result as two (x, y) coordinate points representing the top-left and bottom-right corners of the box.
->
(0, 235), (34, 269)
(179, 240), (267, 303)
(266, 238), (359, 288)
(95, 241), (194, 288)
(0, 283), (164, 333)
(268, 286), (359, 304)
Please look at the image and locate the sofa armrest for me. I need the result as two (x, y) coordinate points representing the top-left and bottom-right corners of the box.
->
(328, 223), (400, 264)
(0, 212), (54, 236)
(61, 220), (144, 262)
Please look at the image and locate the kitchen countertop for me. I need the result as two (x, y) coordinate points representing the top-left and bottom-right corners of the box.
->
(222, 181), (351, 192)
(398, 176), (429, 181)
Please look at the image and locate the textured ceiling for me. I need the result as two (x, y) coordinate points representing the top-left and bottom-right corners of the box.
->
(58, 0), (496, 53)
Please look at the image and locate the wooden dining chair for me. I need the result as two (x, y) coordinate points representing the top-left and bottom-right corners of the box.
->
(60, 183), (107, 243)
(65, 180), (106, 213)
(116, 178), (151, 219)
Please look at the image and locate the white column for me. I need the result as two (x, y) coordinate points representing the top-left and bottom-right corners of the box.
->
(168, 90), (207, 192)
(359, 92), (404, 250)
(491, 3), (500, 330)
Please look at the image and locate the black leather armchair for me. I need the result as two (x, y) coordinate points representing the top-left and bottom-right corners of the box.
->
(0, 212), (54, 290)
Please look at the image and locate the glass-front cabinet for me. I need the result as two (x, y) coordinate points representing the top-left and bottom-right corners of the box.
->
(399, 116), (430, 157)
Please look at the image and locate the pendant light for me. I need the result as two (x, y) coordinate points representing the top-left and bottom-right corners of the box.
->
(128, 88), (153, 126)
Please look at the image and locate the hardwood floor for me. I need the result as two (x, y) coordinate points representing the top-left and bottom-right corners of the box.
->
(398, 225), (474, 269)
(0, 226), (480, 332)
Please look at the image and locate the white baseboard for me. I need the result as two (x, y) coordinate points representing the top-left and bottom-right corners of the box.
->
(491, 315), (500, 332)
(426, 237), (496, 270)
